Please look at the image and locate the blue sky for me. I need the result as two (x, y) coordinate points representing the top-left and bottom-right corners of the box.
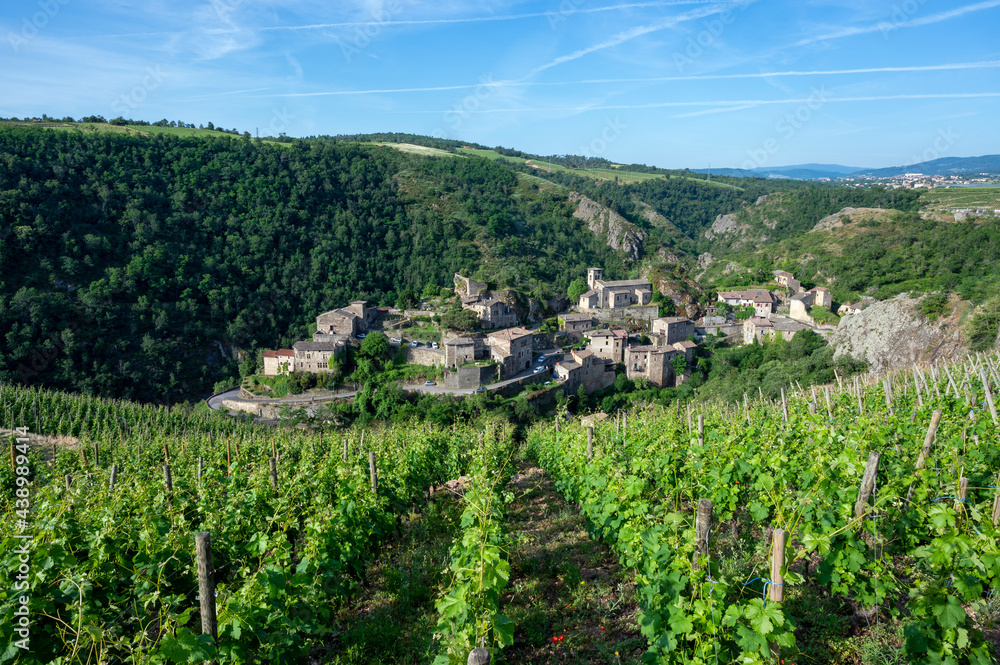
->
(2, 0), (998, 168)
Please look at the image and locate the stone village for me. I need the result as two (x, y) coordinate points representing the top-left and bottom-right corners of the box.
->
(258, 267), (865, 398)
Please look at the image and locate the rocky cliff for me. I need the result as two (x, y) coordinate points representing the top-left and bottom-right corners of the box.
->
(568, 191), (646, 261)
(831, 293), (968, 375)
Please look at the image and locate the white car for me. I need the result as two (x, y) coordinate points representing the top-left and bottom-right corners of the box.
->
(432, 342), (439, 349)
(533, 366), (545, 374)
(390, 337), (402, 344)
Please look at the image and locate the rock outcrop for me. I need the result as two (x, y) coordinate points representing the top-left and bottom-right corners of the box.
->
(641, 267), (704, 320)
(831, 293), (967, 375)
(568, 191), (645, 261)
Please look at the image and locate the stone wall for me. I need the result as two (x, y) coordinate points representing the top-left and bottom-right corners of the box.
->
(444, 365), (497, 390)
(404, 347), (446, 367)
(591, 305), (659, 325)
(492, 369), (551, 398)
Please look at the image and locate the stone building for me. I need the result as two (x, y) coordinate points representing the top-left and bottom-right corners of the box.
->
(743, 316), (810, 344)
(453, 273), (487, 299)
(292, 340), (346, 373)
(773, 270), (802, 293)
(809, 286), (832, 308)
(588, 328), (628, 364)
(461, 296), (518, 330)
(443, 335), (488, 368)
(316, 301), (376, 337)
(652, 317), (695, 345)
(554, 349), (615, 394)
(559, 313), (595, 342)
(488, 327), (533, 378)
(838, 297), (876, 315)
(578, 268), (653, 311)
(262, 349), (295, 375)
(717, 289), (776, 317)
(789, 287), (834, 322)
(625, 345), (679, 387)
(624, 341), (696, 387)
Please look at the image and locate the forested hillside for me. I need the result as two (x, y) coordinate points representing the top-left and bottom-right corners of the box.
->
(0, 127), (627, 402)
(0, 124), (959, 404)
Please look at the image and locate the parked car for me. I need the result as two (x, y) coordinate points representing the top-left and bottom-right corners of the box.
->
(533, 366), (545, 374)
(424, 380), (436, 386)
(390, 337), (402, 344)
(432, 342), (439, 349)
(538, 355), (546, 362)
(357, 333), (366, 339)
(410, 341), (418, 347)
(475, 386), (487, 393)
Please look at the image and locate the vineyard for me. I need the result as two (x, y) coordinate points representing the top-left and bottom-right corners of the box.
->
(531, 355), (1000, 664)
(4, 350), (1000, 664)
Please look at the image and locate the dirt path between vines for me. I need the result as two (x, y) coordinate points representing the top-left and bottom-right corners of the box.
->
(501, 464), (645, 664)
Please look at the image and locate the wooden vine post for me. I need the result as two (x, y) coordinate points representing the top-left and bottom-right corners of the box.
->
(697, 414), (705, 447)
(854, 451), (881, 519)
(770, 528), (786, 602)
(905, 409), (943, 509)
(980, 369), (998, 425)
(369, 452), (378, 496)
(768, 527), (786, 660)
(780, 388), (788, 423)
(109, 464), (118, 491)
(269, 457), (278, 493)
(992, 469), (1000, 526)
(195, 532), (218, 646)
(587, 426), (594, 461)
(693, 499), (712, 567)
(163, 464), (173, 500)
(855, 375), (863, 415)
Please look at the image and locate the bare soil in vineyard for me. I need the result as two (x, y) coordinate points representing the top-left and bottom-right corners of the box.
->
(500, 464), (645, 664)
(311, 499), (464, 665)
(2, 427), (80, 460)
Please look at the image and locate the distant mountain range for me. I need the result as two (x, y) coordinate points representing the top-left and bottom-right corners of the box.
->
(694, 155), (1000, 180)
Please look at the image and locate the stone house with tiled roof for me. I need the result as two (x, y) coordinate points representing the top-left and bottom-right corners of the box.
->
(292, 340), (346, 373)
(488, 327), (533, 378)
(717, 289), (776, 317)
(316, 301), (376, 337)
(559, 313), (595, 342)
(578, 268), (653, 311)
(263, 349), (295, 375)
(461, 295), (518, 329)
(588, 328), (628, 364)
(554, 349), (615, 393)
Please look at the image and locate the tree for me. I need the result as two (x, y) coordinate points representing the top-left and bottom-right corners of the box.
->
(568, 277), (588, 303)
(672, 354), (687, 377)
(422, 283), (441, 299)
(395, 288), (417, 311)
(441, 308), (480, 331)
(359, 332), (389, 363)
